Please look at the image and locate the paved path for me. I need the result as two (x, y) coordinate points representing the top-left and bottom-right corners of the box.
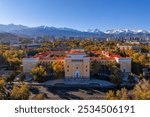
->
(44, 79), (115, 87)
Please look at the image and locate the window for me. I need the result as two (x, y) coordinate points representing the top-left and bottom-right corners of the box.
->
(86, 69), (87, 72)
(76, 67), (78, 69)
(67, 65), (69, 68)
(67, 69), (69, 72)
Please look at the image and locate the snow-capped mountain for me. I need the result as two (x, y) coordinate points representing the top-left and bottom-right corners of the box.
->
(0, 24), (150, 38)
(131, 29), (149, 34)
(83, 29), (104, 35)
(105, 29), (132, 34)
(7, 25), (97, 37)
(105, 29), (149, 34)
(85, 28), (149, 35)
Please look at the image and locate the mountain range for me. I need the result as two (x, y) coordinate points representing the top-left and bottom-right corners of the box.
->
(0, 24), (150, 38)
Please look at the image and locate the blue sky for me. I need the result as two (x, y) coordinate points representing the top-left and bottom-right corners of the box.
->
(0, 0), (150, 31)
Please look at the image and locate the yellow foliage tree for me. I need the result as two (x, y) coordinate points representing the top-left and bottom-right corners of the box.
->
(31, 65), (47, 82)
(0, 79), (7, 99)
(34, 94), (45, 100)
(133, 79), (150, 100)
(105, 79), (150, 100)
(52, 61), (64, 79)
(105, 90), (117, 100)
(11, 84), (30, 100)
(2, 50), (23, 69)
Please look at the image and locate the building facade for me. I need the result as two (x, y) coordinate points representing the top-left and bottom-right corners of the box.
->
(23, 49), (132, 79)
(65, 49), (90, 79)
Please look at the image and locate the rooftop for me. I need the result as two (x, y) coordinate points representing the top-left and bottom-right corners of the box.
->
(24, 49), (130, 61)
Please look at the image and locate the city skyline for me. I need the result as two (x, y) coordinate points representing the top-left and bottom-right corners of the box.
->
(0, 0), (150, 31)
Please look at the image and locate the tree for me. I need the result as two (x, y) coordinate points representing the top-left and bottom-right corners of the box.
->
(133, 79), (150, 100)
(0, 79), (8, 99)
(34, 94), (45, 100)
(2, 50), (23, 70)
(6, 72), (16, 82)
(109, 66), (122, 85)
(31, 65), (47, 82)
(52, 61), (64, 79)
(105, 90), (116, 100)
(128, 73), (135, 83)
(105, 79), (150, 100)
(105, 88), (129, 100)
(138, 55), (146, 64)
(90, 60), (101, 78)
(139, 74), (144, 80)
(116, 88), (128, 100)
(11, 84), (30, 100)
(0, 79), (5, 89)
(125, 49), (136, 57)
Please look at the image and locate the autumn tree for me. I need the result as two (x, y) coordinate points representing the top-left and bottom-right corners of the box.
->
(106, 88), (129, 100)
(0, 79), (5, 88)
(133, 79), (150, 100)
(105, 90), (117, 100)
(52, 61), (64, 79)
(0, 79), (9, 99)
(11, 84), (30, 100)
(31, 65), (47, 82)
(139, 74), (144, 80)
(105, 79), (150, 100)
(116, 88), (129, 100)
(34, 94), (45, 100)
(2, 50), (23, 69)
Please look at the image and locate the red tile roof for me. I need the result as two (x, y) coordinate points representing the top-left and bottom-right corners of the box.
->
(41, 57), (64, 60)
(90, 57), (115, 61)
(70, 50), (85, 54)
(33, 51), (50, 58)
(30, 50), (128, 61)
